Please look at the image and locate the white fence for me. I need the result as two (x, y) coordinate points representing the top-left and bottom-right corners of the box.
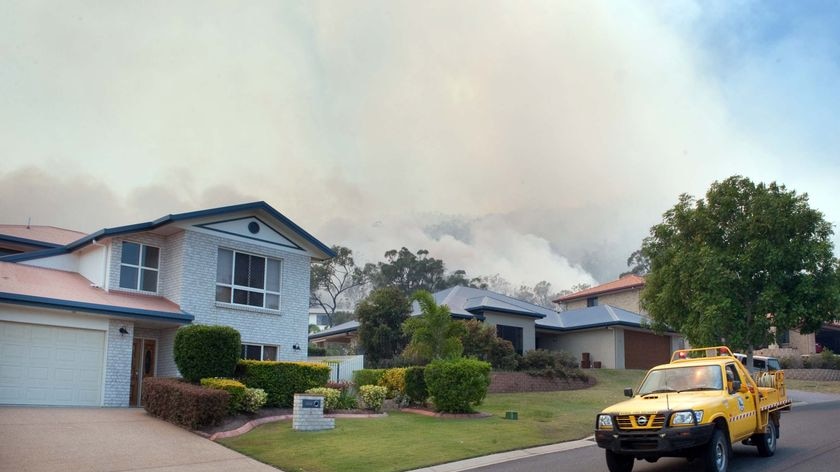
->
(310, 355), (365, 383)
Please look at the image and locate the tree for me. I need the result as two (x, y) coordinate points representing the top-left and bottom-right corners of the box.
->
(402, 290), (466, 363)
(641, 176), (840, 368)
(310, 245), (372, 327)
(460, 319), (517, 370)
(371, 247), (470, 296)
(621, 249), (650, 277)
(356, 287), (411, 366)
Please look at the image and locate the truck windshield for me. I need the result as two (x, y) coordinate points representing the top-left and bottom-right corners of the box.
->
(638, 365), (723, 395)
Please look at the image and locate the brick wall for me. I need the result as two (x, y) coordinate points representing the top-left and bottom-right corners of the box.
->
(488, 372), (595, 393)
(104, 319), (133, 406)
(564, 288), (645, 314)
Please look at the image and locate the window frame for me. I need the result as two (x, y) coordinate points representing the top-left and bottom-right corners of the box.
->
(215, 248), (282, 310)
(496, 324), (524, 355)
(241, 343), (280, 361)
(119, 241), (160, 293)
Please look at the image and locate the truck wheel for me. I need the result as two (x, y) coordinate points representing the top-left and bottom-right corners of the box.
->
(755, 420), (777, 457)
(703, 429), (729, 472)
(605, 450), (634, 472)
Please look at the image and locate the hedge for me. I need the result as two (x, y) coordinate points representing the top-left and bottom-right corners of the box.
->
(236, 360), (330, 407)
(425, 358), (491, 413)
(404, 366), (428, 404)
(305, 387), (341, 411)
(378, 368), (407, 398)
(142, 378), (229, 429)
(353, 369), (386, 387)
(174, 325), (241, 382)
(359, 385), (388, 412)
(200, 377), (246, 412)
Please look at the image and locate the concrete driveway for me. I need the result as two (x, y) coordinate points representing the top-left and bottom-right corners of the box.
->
(0, 407), (278, 472)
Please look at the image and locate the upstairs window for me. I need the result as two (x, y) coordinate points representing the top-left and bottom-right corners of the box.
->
(119, 242), (160, 292)
(216, 248), (281, 310)
(586, 296), (598, 307)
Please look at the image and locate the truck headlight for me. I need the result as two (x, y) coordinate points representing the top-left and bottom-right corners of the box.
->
(597, 414), (613, 429)
(671, 410), (703, 425)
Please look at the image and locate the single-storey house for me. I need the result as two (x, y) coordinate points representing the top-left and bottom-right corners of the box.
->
(310, 284), (683, 369)
(0, 202), (334, 407)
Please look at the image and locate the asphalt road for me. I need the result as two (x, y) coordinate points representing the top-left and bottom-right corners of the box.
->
(470, 399), (840, 472)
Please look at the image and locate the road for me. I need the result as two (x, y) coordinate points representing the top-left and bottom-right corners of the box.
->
(470, 399), (840, 472)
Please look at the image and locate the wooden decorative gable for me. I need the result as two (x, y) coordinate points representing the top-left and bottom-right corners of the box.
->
(195, 217), (302, 250)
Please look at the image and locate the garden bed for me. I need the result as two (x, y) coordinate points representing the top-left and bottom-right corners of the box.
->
(488, 372), (596, 393)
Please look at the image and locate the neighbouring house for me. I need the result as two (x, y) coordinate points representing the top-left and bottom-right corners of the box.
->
(310, 284), (683, 369)
(0, 202), (334, 407)
(554, 273), (646, 313)
(0, 224), (87, 257)
(308, 307), (331, 332)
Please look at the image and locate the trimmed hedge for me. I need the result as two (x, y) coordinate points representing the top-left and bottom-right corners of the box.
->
(174, 325), (241, 382)
(359, 385), (388, 412)
(200, 377), (246, 412)
(378, 368), (407, 398)
(236, 360), (330, 407)
(404, 366), (428, 404)
(353, 369), (386, 387)
(305, 387), (341, 411)
(425, 358), (491, 413)
(142, 377), (229, 429)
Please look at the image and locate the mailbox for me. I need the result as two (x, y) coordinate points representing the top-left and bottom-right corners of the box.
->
(302, 399), (321, 409)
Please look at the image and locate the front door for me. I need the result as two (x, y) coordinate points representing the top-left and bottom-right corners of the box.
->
(129, 338), (156, 406)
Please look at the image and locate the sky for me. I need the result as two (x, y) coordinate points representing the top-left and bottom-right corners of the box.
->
(2, 0), (840, 289)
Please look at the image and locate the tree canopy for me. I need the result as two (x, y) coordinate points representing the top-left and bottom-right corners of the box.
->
(641, 176), (840, 357)
(355, 287), (411, 366)
(371, 247), (470, 295)
(310, 245), (373, 327)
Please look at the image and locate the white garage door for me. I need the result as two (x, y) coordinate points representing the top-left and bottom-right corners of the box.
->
(0, 321), (105, 406)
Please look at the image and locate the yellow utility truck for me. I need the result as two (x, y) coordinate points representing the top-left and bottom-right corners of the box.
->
(595, 346), (791, 472)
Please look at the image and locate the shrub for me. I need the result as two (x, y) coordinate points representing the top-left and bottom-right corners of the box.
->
(378, 368), (407, 398)
(815, 349), (840, 370)
(353, 369), (386, 387)
(425, 358), (491, 413)
(518, 349), (589, 381)
(241, 388), (268, 413)
(404, 366), (428, 404)
(308, 344), (327, 356)
(200, 377), (246, 412)
(780, 355), (802, 369)
(142, 378), (229, 429)
(236, 360), (330, 407)
(305, 387), (341, 411)
(325, 381), (358, 409)
(359, 385), (388, 412)
(460, 319), (518, 370)
(174, 325), (241, 382)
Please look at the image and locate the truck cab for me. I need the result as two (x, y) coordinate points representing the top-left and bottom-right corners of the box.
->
(594, 346), (791, 472)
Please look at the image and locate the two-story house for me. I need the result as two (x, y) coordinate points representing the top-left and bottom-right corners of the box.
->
(0, 202), (334, 407)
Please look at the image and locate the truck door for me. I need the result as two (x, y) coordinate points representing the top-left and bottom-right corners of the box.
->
(725, 363), (757, 439)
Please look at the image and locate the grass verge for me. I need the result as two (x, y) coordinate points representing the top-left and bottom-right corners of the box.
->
(219, 369), (646, 472)
(786, 379), (840, 395)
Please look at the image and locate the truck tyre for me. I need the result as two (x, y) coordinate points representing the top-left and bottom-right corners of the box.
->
(703, 429), (729, 472)
(755, 420), (777, 457)
(605, 450), (634, 472)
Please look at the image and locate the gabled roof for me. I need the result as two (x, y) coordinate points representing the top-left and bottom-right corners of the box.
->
(418, 286), (552, 319)
(0, 225), (87, 249)
(536, 304), (651, 332)
(0, 202), (336, 262)
(0, 262), (192, 323)
(554, 274), (645, 303)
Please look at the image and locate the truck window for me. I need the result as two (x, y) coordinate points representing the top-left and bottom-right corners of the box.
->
(768, 358), (781, 371)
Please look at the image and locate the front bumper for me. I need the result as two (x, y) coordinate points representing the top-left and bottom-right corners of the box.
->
(595, 423), (715, 456)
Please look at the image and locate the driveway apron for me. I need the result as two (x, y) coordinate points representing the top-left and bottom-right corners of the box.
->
(0, 407), (278, 472)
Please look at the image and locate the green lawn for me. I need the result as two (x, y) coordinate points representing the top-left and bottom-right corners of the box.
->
(787, 379), (840, 395)
(219, 369), (646, 472)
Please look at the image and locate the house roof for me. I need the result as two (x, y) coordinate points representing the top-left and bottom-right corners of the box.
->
(536, 304), (652, 332)
(309, 320), (360, 340)
(0, 201), (336, 263)
(417, 286), (553, 319)
(0, 262), (192, 323)
(0, 225), (87, 249)
(554, 274), (645, 303)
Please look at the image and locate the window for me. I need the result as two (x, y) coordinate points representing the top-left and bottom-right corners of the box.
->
(496, 325), (524, 355)
(119, 242), (160, 292)
(216, 248), (281, 309)
(586, 297), (598, 307)
(777, 329), (790, 346)
(241, 344), (279, 361)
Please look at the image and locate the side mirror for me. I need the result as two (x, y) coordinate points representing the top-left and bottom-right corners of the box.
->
(624, 388), (634, 397)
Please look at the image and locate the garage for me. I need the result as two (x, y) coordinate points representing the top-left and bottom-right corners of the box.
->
(0, 321), (105, 406)
(624, 329), (672, 370)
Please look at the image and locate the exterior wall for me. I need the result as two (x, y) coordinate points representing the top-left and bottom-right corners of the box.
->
(482, 311), (537, 353)
(788, 330), (816, 354)
(563, 288), (645, 314)
(77, 245), (107, 287)
(176, 229), (311, 362)
(104, 319), (133, 407)
(537, 328), (618, 368)
(160, 231), (185, 303)
(157, 328), (180, 377)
